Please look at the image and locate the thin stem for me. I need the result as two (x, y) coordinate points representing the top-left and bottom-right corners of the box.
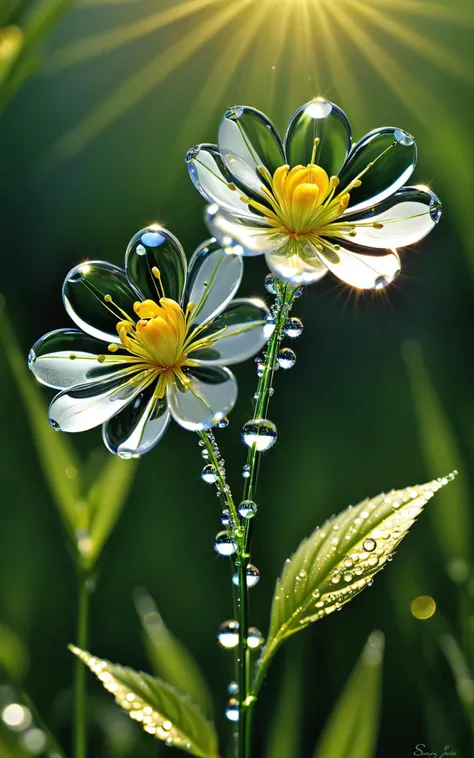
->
(74, 572), (90, 758)
(238, 280), (297, 758)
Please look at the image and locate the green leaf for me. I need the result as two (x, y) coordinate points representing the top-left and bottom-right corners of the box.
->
(262, 475), (456, 667)
(264, 645), (303, 758)
(403, 341), (471, 578)
(312, 631), (384, 758)
(86, 453), (138, 568)
(69, 646), (219, 758)
(134, 590), (214, 718)
(0, 296), (82, 543)
(439, 633), (474, 729)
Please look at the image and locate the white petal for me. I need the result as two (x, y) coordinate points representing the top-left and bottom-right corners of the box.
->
(189, 298), (269, 366)
(205, 205), (278, 257)
(184, 238), (243, 327)
(29, 328), (126, 390)
(186, 144), (257, 218)
(103, 389), (170, 457)
(168, 366), (237, 431)
(265, 239), (328, 285)
(49, 372), (152, 433)
(342, 186), (442, 249)
(318, 241), (400, 290)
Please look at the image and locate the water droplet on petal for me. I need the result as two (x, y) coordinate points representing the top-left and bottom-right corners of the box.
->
(247, 627), (264, 649)
(49, 419), (61, 431)
(278, 347), (296, 369)
(217, 416), (229, 429)
(136, 244), (147, 255)
(394, 128), (415, 147)
(264, 274), (277, 294)
(284, 317), (303, 338)
(225, 699), (239, 721)
(430, 198), (442, 222)
(214, 531), (237, 556)
(218, 620), (239, 648)
(201, 465), (217, 484)
(238, 500), (258, 519)
(363, 538), (377, 552)
(27, 349), (36, 369)
(242, 419), (277, 451)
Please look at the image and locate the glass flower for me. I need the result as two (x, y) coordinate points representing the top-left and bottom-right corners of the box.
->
(186, 98), (442, 289)
(28, 227), (269, 458)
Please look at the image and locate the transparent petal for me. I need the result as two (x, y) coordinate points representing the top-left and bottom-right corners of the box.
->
(342, 185), (442, 248)
(205, 205), (278, 257)
(338, 127), (417, 212)
(29, 328), (130, 389)
(265, 238), (328, 285)
(125, 226), (187, 304)
(185, 143), (256, 218)
(218, 105), (285, 197)
(168, 366), (237, 431)
(284, 98), (352, 177)
(63, 261), (136, 343)
(188, 298), (269, 366)
(184, 238), (243, 326)
(318, 241), (400, 290)
(103, 387), (170, 457)
(49, 372), (151, 433)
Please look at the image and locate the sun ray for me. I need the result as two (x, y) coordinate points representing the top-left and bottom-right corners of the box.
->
(176, 0), (270, 147)
(348, 0), (473, 83)
(47, 0), (254, 161)
(362, 0), (474, 26)
(47, 0), (223, 72)
(325, 1), (443, 128)
(259, 0), (293, 117)
(318, 3), (368, 129)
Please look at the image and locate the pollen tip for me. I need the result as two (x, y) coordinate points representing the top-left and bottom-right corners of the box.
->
(313, 137), (320, 146)
(151, 266), (161, 279)
(104, 294), (113, 303)
(108, 344), (119, 353)
(373, 222), (384, 229)
(187, 301), (195, 312)
(97, 354), (105, 363)
(227, 183), (236, 191)
(133, 301), (141, 314)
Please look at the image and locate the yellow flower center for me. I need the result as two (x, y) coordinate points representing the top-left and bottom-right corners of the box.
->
(100, 270), (218, 400)
(248, 162), (350, 241)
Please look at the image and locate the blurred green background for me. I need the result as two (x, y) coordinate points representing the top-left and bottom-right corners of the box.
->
(1, 0), (474, 756)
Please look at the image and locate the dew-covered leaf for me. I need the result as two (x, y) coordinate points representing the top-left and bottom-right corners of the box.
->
(135, 590), (214, 718)
(403, 341), (471, 579)
(0, 297), (81, 543)
(70, 646), (219, 758)
(262, 475), (456, 665)
(312, 631), (384, 758)
(86, 453), (138, 568)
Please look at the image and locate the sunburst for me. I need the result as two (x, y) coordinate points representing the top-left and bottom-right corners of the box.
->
(45, 0), (472, 162)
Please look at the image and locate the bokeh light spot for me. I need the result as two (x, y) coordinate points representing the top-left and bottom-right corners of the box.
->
(411, 595), (436, 620)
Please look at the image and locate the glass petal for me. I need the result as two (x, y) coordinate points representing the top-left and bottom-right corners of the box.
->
(185, 143), (257, 218)
(284, 98), (352, 176)
(63, 261), (136, 343)
(318, 241), (400, 289)
(125, 226), (187, 304)
(103, 387), (170, 457)
(168, 366), (237, 431)
(342, 186), (441, 249)
(188, 298), (269, 366)
(29, 328), (130, 390)
(49, 372), (151, 433)
(218, 105), (285, 196)
(184, 238), (243, 326)
(205, 205), (279, 257)
(338, 127), (417, 212)
(265, 238), (328, 285)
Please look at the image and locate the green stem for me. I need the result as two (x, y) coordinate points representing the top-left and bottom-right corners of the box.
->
(238, 281), (297, 758)
(74, 572), (90, 758)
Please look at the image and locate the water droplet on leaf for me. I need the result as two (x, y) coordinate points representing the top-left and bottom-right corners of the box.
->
(201, 465), (217, 484)
(218, 620), (239, 648)
(242, 419), (277, 451)
(278, 347), (296, 369)
(214, 531), (237, 556)
(284, 317), (303, 338)
(238, 500), (258, 519)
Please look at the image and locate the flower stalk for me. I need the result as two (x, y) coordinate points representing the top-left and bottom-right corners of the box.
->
(237, 278), (297, 758)
(74, 570), (91, 758)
